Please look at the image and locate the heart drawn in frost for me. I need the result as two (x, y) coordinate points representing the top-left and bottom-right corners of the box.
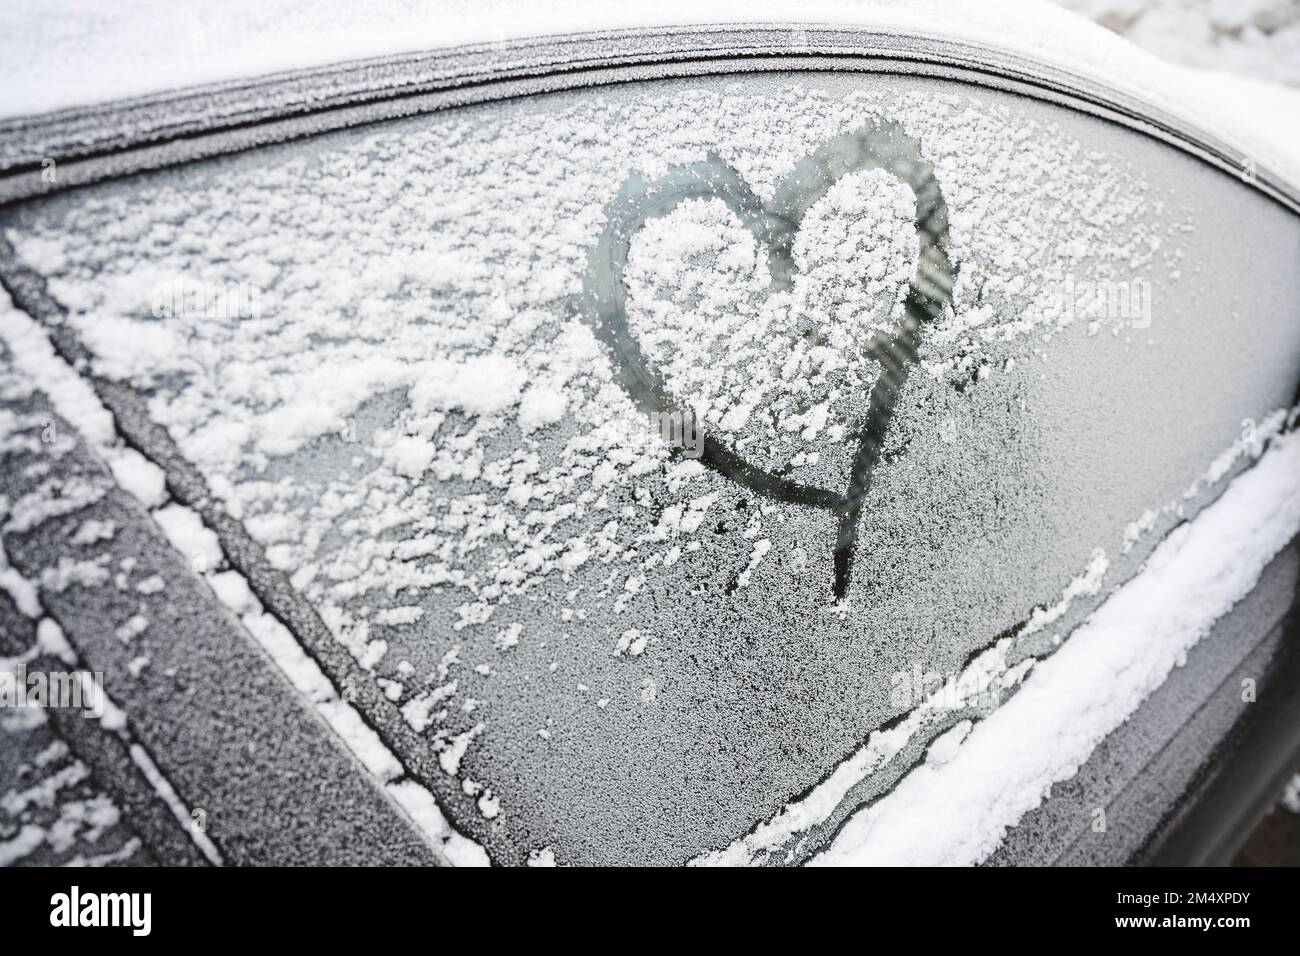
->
(583, 119), (957, 600)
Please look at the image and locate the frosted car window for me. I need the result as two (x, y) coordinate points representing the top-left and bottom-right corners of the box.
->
(6, 70), (1300, 865)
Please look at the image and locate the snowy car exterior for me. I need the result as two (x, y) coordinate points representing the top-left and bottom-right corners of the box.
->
(2, 4), (1300, 867)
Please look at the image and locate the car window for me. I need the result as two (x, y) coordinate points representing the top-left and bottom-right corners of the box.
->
(5, 69), (1300, 865)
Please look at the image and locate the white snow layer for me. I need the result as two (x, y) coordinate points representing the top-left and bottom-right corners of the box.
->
(810, 424), (1300, 865)
(2, 0), (1299, 189)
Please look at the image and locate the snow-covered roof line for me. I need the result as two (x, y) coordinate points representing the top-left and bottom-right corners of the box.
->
(3, 2), (1299, 211)
(0, 0), (1217, 121)
(0, 0), (1114, 121)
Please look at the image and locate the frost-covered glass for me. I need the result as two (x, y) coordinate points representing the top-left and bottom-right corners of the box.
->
(7, 70), (1300, 864)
